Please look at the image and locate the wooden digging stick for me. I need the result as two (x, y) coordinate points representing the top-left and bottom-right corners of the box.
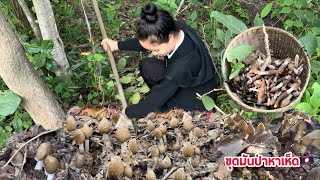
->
(92, 0), (127, 109)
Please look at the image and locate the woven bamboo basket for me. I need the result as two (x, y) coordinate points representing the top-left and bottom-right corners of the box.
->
(222, 26), (310, 113)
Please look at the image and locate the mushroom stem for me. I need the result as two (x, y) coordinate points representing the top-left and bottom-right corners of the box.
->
(34, 160), (44, 170)
(46, 173), (55, 180)
(85, 140), (89, 153)
(79, 144), (84, 151)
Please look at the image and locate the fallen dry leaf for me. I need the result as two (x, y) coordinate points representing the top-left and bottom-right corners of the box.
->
(81, 106), (107, 119)
(218, 134), (249, 159)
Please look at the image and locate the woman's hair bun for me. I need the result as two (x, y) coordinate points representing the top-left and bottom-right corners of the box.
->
(141, 2), (158, 22)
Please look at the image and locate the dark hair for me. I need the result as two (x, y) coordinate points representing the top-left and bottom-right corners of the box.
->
(136, 2), (179, 44)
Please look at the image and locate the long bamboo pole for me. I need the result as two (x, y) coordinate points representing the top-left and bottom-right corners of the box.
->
(92, 0), (127, 108)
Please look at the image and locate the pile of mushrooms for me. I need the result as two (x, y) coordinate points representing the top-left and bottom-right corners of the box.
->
(230, 51), (303, 108)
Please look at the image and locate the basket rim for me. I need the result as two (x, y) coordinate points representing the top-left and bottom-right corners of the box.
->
(222, 26), (311, 113)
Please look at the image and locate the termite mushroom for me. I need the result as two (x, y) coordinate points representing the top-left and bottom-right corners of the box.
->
(145, 169), (157, 180)
(160, 156), (172, 174)
(147, 120), (155, 131)
(82, 124), (92, 152)
(11, 150), (24, 167)
(74, 129), (85, 151)
(124, 163), (133, 178)
(66, 115), (77, 131)
(115, 126), (131, 144)
(129, 138), (139, 154)
(34, 143), (51, 170)
(108, 156), (124, 178)
(174, 168), (186, 180)
(170, 117), (179, 128)
(43, 155), (60, 180)
(74, 154), (86, 173)
(256, 122), (265, 134)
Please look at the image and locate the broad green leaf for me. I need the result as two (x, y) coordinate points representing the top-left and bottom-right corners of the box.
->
(303, 90), (311, 103)
(190, 11), (197, 21)
(283, 0), (293, 6)
(227, 44), (255, 62)
(40, 40), (53, 54)
(261, 2), (273, 18)
(294, 0), (304, 8)
(295, 102), (313, 115)
(201, 95), (215, 111)
(33, 53), (47, 69)
(284, 20), (294, 29)
(0, 90), (21, 116)
(299, 35), (317, 56)
(229, 63), (245, 80)
(254, 14), (264, 26)
(117, 57), (127, 72)
(138, 85), (150, 93)
(216, 29), (225, 42)
(120, 76), (133, 84)
(210, 11), (247, 34)
(293, 10), (303, 19)
(94, 54), (105, 61)
(280, 7), (292, 14)
(311, 60), (320, 75)
(130, 92), (140, 104)
(294, 20), (303, 27)
(310, 82), (320, 110)
(212, 39), (221, 49)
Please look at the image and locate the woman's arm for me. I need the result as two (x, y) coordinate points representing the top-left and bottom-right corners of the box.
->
(125, 79), (179, 118)
(118, 38), (146, 51)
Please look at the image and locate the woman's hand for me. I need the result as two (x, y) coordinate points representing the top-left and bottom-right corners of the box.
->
(101, 38), (119, 52)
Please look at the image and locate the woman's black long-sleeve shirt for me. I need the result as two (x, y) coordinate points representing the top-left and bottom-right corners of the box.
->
(118, 22), (217, 119)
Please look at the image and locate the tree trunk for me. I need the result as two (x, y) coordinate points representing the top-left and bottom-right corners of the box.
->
(0, 11), (65, 130)
(17, 0), (42, 40)
(238, 0), (283, 28)
(32, 0), (69, 78)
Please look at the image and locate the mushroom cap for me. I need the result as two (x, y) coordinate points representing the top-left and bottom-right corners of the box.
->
(170, 117), (179, 128)
(82, 124), (92, 139)
(151, 147), (159, 158)
(183, 120), (194, 132)
(160, 156), (172, 169)
(35, 143), (51, 161)
(238, 120), (248, 131)
(231, 113), (242, 122)
(191, 157), (200, 167)
(158, 143), (166, 154)
(145, 169), (156, 180)
(172, 142), (180, 151)
(174, 168), (186, 180)
(193, 127), (202, 138)
(108, 156), (124, 177)
(186, 174), (192, 180)
(129, 138), (139, 154)
(115, 127), (131, 143)
(159, 124), (167, 134)
(11, 150), (23, 166)
(124, 164), (133, 178)
(147, 120), (155, 131)
(246, 124), (255, 136)
(182, 142), (194, 157)
(302, 136), (312, 147)
(194, 146), (201, 156)
(154, 128), (163, 140)
(74, 129), (86, 145)
(66, 115), (76, 131)
(298, 121), (307, 131)
(256, 122), (265, 133)
(226, 116), (236, 126)
(98, 118), (112, 134)
(75, 154), (86, 169)
(44, 155), (60, 174)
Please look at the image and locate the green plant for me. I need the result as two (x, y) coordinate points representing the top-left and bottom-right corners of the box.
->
(0, 90), (32, 148)
(295, 82), (320, 119)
